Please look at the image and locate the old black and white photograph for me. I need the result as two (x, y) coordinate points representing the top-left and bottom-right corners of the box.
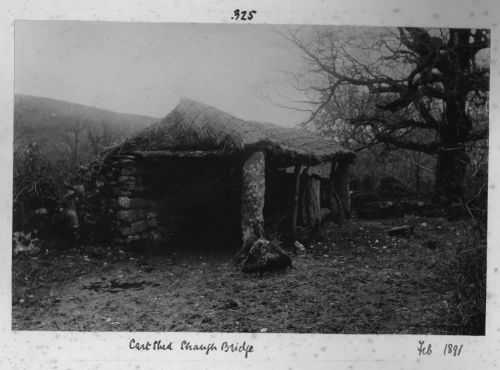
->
(12, 20), (489, 336)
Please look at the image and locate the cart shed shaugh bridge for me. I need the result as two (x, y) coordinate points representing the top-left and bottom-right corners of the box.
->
(97, 98), (354, 252)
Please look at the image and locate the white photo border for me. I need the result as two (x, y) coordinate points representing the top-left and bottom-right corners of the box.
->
(1, 0), (499, 369)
